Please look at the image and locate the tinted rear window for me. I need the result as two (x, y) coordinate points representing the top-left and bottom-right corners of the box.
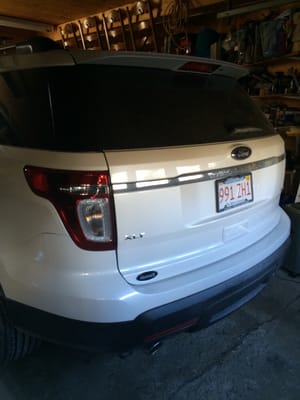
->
(0, 65), (274, 151)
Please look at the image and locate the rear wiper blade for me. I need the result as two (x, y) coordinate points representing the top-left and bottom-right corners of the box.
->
(229, 127), (264, 135)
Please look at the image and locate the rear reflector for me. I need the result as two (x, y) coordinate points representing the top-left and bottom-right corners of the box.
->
(178, 61), (220, 73)
(144, 317), (199, 343)
(24, 166), (115, 251)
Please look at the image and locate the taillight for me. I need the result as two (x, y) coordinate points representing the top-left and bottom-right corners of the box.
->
(178, 61), (220, 73)
(24, 166), (115, 251)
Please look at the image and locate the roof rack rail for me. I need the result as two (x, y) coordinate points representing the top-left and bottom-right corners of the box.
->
(0, 37), (62, 55)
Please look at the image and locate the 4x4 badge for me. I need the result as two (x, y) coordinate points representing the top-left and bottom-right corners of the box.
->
(231, 146), (252, 160)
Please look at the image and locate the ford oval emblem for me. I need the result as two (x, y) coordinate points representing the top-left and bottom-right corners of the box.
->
(137, 271), (158, 281)
(231, 146), (252, 160)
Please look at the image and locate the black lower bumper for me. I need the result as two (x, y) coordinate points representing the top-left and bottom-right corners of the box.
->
(4, 238), (290, 352)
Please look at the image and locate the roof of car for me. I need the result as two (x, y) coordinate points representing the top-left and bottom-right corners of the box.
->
(0, 39), (248, 80)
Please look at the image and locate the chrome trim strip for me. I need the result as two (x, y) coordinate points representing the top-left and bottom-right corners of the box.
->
(112, 154), (285, 193)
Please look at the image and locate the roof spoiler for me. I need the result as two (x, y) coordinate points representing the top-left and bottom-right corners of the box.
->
(0, 37), (62, 55)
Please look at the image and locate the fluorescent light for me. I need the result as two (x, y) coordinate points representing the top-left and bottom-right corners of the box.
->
(178, 174), (203, 182)
(136, 179), (169, 188)
(112, 183), (128, 191)
(0, 15), (54, 32)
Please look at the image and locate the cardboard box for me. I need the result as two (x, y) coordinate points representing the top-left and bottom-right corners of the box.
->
(292, 40), (300, 52)
(293, 23), (300, 42)
(293, 11), (300, 25)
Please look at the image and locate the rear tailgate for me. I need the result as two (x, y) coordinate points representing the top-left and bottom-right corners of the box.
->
(105, 135), (285, 285)
(41, 55), (287, 287)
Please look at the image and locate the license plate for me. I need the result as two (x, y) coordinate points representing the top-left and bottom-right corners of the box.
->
(216, 174), (253, 212)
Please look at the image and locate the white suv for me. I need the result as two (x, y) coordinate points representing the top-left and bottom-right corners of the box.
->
(0, 43), (290, 361)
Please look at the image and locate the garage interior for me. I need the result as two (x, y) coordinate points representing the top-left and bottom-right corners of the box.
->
(0, 1), (300, 399)
(1, 0), (300, 205)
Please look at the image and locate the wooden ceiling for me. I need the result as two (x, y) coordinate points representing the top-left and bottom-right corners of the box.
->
(0, 0), (141, 26)
(0, 0), (263, 26)
(0, 0), (289, 44)
(0, 0), (142, 43)
(0, 0), (187, 41)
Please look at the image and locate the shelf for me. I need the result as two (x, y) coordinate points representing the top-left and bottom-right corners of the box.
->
(276, 126), (300, 135)
(252, 94), (300, 100)
(243, 53), (300, 68)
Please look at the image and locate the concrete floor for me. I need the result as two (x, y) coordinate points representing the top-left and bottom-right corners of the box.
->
(0, 268), (300, 400)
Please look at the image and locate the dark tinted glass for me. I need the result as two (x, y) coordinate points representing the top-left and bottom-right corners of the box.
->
(0, 70), (53, 148)
(0, 65), (274, 151)
(0, 107), (14, 145)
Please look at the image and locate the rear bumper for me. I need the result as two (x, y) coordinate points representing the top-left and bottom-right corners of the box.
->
(4, 237), (290, 352)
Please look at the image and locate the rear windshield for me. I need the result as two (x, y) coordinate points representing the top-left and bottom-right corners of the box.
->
(0, 64), (274, 151)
